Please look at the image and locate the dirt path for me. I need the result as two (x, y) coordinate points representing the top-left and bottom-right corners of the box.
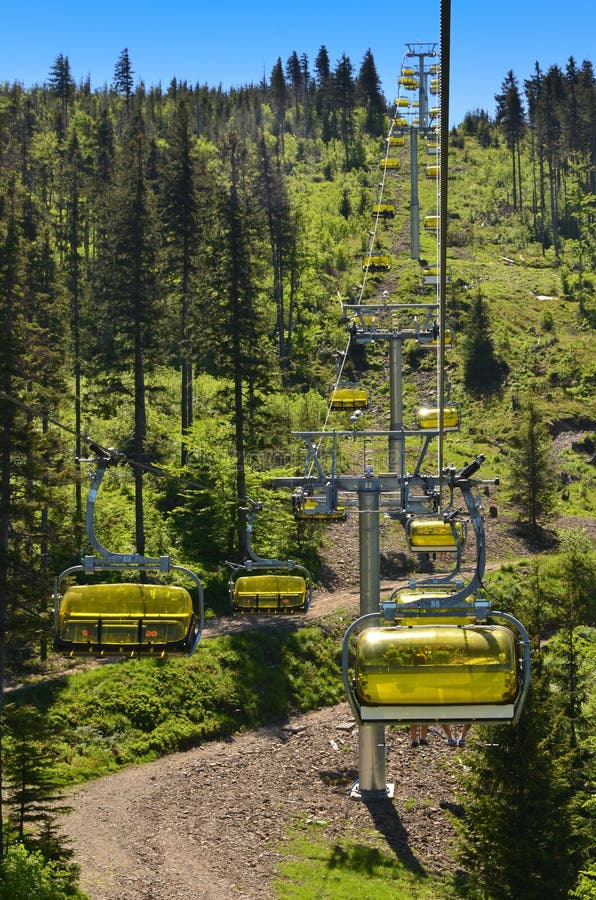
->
(60, 700), (465, 900)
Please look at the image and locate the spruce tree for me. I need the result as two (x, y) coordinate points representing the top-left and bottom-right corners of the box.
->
(334, 53), (355, 168)
(47, 53), (74, 134)
(257, 134), (299, 379)
(90, 108), (159, 553)
(461, 292), (503, 393)
(160, 97), (208, 465)
(508, 400), (556, 529)
(285, 51), (303, 114)
(495, 69), (525, 209)
(270, 58), (287, 149)
(455, 671), (578, 899)
(357, 49), (386, 137)
(3, 703), (64, 845)
(113, 48), (134, 114)
(314, 45), (334, 141)
(209, 132), (271, 557)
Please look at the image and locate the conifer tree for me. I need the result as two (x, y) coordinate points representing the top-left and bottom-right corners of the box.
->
(0, 211), (21, 859)
(495, 69), (525, 209)
(285, 51), (303, 115)
(334, 54), (355, 168)
(540, 65), (566, 252)
(508, 400), (556, 529)
(299, 53), (312, 135)
(47, 53), (74, 134)
(210, 133), (270, 556)
(90, 108), (159, 553)
(524, 62), (548, 247)
(3, 703), (64, 845)
(160, 97), (210, 465)
(258, 134), (299, 378)
(314, 45), (334, 141)
(270, 58), (288, 149)
(357, 49), (386, 136)
(455, 671), (578, 899)
(461, 292), (503, 393)
(113, 48), (134, 114)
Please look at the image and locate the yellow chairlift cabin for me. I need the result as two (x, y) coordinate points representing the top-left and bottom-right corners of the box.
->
(430, 78), (440, 94)
(343, 586), (531, 725)
(422, 264), (451, 286)
(396, 97), (410, 108)
(294, 496), (347, 521)
(347, 310), (379, 328)
(401, 67), (416, 76)
(353, 623), (520, 720)
(232, 573), (309, 615)
(399, 77), (418, 90)
(330, 383), (369, 410)
(407, 517), (466, 552)
(426, 164), (440, 178)
(424, 214), (440, 230)
(411, 318), (453, 350)
(429, 64), (440, 74)
(425, 327), (453, 346)
(380, 158), (401, 170)
(291, 434), (348, 523)
(55, 583), (199, 657)
(416, 405), (460, 431)
(362, 254), (390, 271)
(393, 116), (408, 127)
(53, 449), (203, 658)
(387, 135), (405, 147)
(228, 499), (312, 615)
(412, 100), (420, 107)
(372, 202), (396, 218)
(292, 482), (347, 522)
(429, 107), (441, 118)
(342, 452), (531, 728)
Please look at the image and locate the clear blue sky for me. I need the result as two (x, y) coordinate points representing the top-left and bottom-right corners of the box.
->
(2, 0), (594, 125)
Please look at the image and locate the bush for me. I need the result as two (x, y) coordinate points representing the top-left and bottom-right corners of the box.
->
(0, 844), (86, 899)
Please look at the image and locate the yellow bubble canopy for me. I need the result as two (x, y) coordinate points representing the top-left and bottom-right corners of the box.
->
(355, 624), (518, 706)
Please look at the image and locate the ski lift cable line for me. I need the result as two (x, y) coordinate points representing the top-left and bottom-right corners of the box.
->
(0, 389), (210, 490)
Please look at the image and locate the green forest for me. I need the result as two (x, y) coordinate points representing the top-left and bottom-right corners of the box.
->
(0, 45), (595, 898)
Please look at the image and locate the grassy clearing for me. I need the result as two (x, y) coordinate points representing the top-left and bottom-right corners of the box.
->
(273, 823), (460, 899)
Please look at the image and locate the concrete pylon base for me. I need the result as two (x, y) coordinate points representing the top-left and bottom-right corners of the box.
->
(350, 782), (395, 800)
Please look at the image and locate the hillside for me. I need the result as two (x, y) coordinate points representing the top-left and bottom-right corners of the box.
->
(0, 49), (594, 900)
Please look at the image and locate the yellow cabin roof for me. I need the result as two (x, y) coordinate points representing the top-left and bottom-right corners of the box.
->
(58, 583), (192, 621)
